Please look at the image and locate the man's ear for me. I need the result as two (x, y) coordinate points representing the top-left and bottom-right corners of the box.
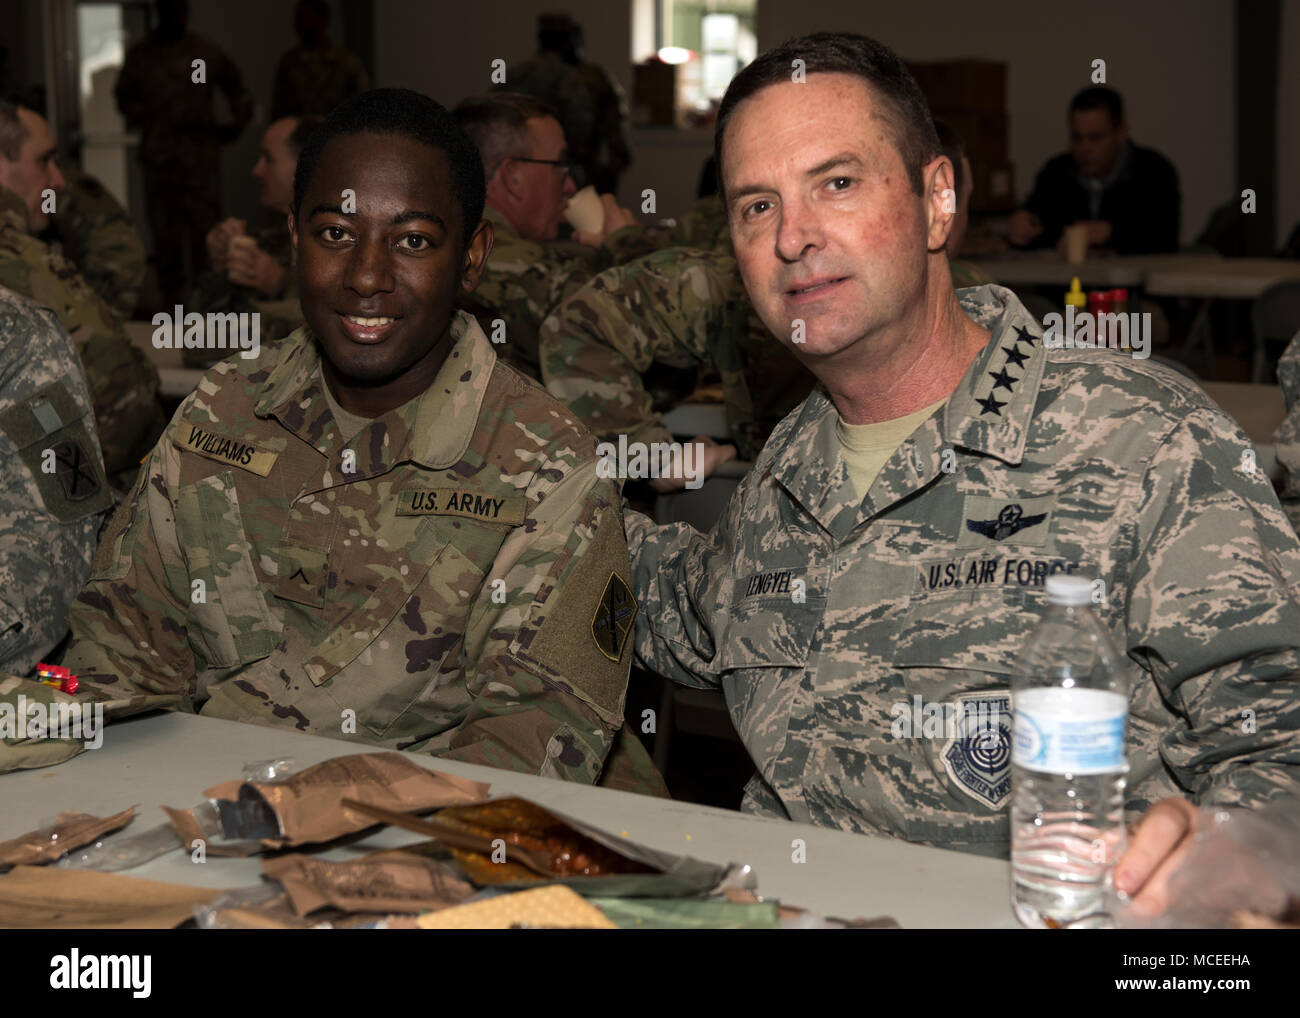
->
(924, 154), (955, 254)
(460, 218), (494, 293)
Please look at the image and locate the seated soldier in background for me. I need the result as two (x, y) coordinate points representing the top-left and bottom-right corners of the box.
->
(451, 92), (648, 379)
(539, 126), (984, 492)
(0, 88), (662, 797)
(0, 285), (113, 677)
(42, 166), (147, 320)
(1276, 331), (1300, 535)
(189, 115), (321, 366)
(0, 97), (164, 491)
(540, 246), (814, 490)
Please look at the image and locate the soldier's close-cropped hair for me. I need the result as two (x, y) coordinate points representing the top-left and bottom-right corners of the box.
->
(713, 32), (940, 200)
(453, 92), (561, 183)
(1070, 86), (1124, 127)
(0, 99), (29, 162)
(292, 88), (485, 249)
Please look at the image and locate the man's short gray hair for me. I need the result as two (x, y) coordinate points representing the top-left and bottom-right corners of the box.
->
(0, 99), (29, 162)
(453, 92), (560, 182)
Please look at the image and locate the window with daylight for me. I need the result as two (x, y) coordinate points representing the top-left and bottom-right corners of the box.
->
(631, 0), (757, 122)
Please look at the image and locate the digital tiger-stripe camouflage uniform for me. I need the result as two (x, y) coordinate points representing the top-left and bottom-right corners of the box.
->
(1275, 330), (1300, 535)
(0, 285), (113, 676)
(0, 183), (164, 490)
(539, 244), (992, 461)
(0, 311), (664, 794)
(629, 284), (1300, 855)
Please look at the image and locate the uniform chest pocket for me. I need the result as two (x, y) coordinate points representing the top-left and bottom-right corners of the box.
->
(889, 587), (1034, 841)
(716, 601), (822, 748)
(310, 514), (510, 738)
(175, 473), (280, 669)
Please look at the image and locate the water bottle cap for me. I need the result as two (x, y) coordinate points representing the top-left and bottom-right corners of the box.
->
(1045, 574), (1093, 605)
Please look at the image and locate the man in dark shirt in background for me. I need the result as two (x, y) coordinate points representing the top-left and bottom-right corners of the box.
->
(1008, 86), (1180, 255)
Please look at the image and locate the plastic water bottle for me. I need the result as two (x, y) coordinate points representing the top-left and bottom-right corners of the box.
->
(1010, 574), (1129, 929)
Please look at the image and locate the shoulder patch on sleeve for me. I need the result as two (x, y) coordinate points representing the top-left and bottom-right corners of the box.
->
(0, 381), (113, 523)
(592, 571), (635, 662)
(521, 504), (637, 723)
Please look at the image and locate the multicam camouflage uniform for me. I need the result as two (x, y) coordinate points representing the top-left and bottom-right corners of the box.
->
(1275, 330), (1300, 534)
(0, 311), (664, 795)
(540, 246), (813, 460)
(187, 216), (302, 368)
(540, 246), (993, 461)
(0, 286), (113, 676)
(271, 42), (368, 119)
(463, 205), (628, 380)
(0, 184), (165, 490)
(43, 168), (147, 319)
(629, 284), (1300, 856)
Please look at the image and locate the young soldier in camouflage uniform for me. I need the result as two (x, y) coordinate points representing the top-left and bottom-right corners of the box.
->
(0, 88), (662, 796)
(0, 286), (113, 676)
(42, 167), (147, 319)
(0, 99), (165, 490)
(1275, 331), (1300, 534)
(628, 34), (1300, 918)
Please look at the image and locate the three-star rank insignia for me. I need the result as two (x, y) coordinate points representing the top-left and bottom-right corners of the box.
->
(965, 502), (1048, 541)
(592, 572), (637, 662)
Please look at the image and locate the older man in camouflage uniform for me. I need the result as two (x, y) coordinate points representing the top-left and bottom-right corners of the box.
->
(539, 165), (984, 485)
(0, 99), (164, 490)
(42, 167), (147, 319)
(1275, 331), (1300, 535)
(0, 286), (113, 676)
(628, 34), (1300, 916)
(0, 88), (662, 796)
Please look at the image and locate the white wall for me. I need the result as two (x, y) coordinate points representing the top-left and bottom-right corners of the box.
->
(756, 0), (1235, 246)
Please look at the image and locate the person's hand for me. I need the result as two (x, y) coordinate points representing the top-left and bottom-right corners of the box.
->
(205, 218), (246, 269)
(1007, 209), (1042, 247)
(648, 435), (737, 494)
(576, 194), (639, 246)
(225, 236), (285, 297)
(1113, 797), (1204, 917)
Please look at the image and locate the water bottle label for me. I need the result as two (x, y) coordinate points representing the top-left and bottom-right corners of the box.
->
(1012, 688), (1127, 774)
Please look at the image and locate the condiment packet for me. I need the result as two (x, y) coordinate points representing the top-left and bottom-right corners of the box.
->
(0, 807), (136, 869)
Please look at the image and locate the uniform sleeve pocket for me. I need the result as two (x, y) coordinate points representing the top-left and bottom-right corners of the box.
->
(175, 472), (279, 668)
